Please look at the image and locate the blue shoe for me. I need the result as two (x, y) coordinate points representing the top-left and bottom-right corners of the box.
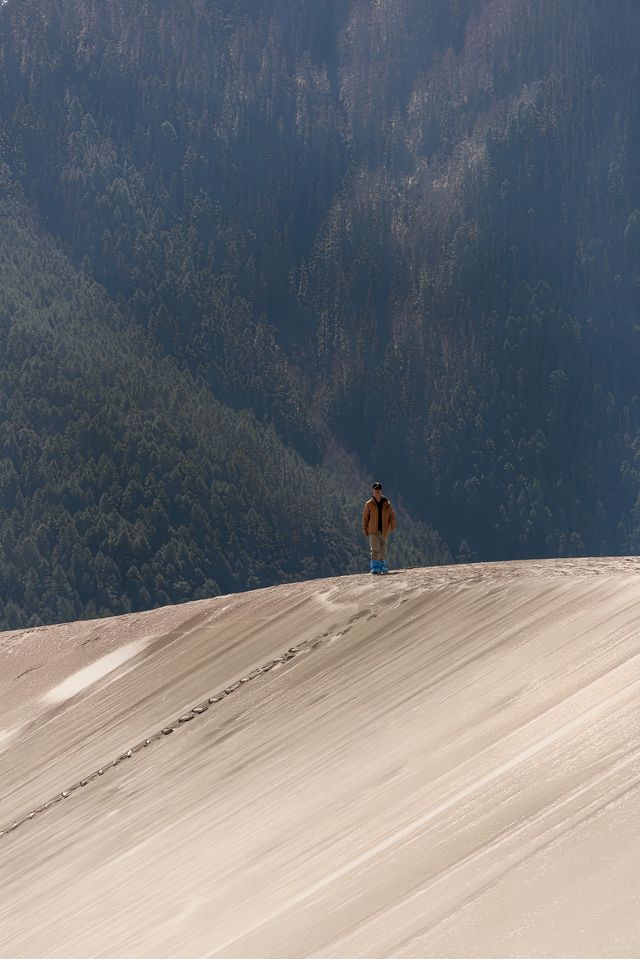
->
(370, 560), (382, 574)
(379, 562), (390, 574)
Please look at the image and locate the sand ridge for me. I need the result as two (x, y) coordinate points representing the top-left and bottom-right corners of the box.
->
(0, 558), (639, 958)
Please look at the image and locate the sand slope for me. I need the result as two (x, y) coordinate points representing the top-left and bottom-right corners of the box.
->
(1, 558), (639, 958)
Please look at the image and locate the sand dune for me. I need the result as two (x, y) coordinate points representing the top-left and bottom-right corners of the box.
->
(1, 558), (639, 958)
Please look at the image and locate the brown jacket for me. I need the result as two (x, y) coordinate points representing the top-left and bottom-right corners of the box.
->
(362, 496), (396, 538)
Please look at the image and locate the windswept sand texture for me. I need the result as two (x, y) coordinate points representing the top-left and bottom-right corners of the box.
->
(1, 558), (640, 958)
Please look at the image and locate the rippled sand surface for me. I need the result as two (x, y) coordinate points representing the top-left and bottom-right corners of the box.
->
(1, 558), (639, 958)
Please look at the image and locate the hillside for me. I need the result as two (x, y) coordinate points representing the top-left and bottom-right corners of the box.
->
(1, 558), (639, 957)
(0, 175), (447, 629)
(1, 0), (639, 627)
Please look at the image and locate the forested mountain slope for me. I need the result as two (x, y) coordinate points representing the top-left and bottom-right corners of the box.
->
(0, 174), (447, 628)
(1, 0), (639, 625)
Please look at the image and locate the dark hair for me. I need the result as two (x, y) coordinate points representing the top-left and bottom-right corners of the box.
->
(372, 482), (382, 490)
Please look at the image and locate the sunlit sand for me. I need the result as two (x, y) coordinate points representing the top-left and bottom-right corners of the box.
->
(1, 558), (639, 958)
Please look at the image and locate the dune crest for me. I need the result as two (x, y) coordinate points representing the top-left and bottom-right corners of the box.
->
(1, 558), (639, 958)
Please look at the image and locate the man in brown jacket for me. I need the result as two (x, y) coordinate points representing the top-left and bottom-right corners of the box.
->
(362, 482), (396, 574)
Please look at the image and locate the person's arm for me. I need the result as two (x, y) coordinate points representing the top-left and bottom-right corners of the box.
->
(362, 503), (370, 535)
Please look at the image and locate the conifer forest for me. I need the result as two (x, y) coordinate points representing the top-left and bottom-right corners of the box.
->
(1, 0), (639, 628)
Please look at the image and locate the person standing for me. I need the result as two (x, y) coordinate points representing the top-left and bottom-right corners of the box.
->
(362, 482), (396, 574)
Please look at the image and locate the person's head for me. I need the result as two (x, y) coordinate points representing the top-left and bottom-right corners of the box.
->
(372, 481), (382, 500)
